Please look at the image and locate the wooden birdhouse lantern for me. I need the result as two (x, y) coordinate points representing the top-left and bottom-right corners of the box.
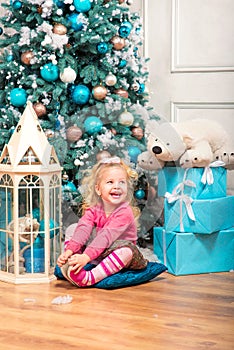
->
(0, 101), (62, 283)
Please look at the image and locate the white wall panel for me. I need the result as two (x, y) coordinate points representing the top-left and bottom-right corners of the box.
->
(171, 0), (234, 72)
(171, 102), (234, 130)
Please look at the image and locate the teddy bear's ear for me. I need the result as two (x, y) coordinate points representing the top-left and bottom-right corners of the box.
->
(182, 133), (195, 148)
(145, 119), (160, 137)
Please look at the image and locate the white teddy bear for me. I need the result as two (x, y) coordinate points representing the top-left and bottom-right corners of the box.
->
(146, 118), (233, 168)
(213, 144), (234, 170)
(137, 150), (164, 170)
(7, 214), (40, 274)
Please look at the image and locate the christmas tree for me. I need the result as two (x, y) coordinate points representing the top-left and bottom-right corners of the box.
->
(0, 0), (162, 240)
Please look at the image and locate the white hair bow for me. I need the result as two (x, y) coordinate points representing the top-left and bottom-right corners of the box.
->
(100, 157), (121, 164)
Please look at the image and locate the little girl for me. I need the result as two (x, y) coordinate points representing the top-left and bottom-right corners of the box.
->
(57, 156), (148, 287)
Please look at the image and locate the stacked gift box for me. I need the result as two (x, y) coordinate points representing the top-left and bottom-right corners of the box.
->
(153, 166), (234, 275)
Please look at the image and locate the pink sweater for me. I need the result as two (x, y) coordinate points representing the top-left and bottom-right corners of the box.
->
(65, 202), (137, 261)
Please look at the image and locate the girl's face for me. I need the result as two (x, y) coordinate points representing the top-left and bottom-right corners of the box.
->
(95, 166), (128, 210)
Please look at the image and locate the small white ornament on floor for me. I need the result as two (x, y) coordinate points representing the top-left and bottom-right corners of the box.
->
(24, 298), (36, 303)
(51, 295), (73, 305)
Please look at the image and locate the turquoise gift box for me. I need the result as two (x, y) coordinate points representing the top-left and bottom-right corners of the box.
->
(153, 227), (234, 275)
(164, 196), (234, 233)
(158, 167), (226, 199)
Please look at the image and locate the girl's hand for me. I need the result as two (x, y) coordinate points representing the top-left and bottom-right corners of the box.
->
(57, 253), (67, 267)
(68, 253), (90, 274)
(57, 250), (73, 267)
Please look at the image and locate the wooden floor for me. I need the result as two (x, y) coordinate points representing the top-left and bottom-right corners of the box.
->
(0, 271), (233, 350)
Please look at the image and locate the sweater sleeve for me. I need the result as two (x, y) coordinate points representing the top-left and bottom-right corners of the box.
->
(65, 208), (95, 253)
(84, 205), (137, 261)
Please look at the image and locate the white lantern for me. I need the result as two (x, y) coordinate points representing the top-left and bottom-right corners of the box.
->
(0, 102), (62, 284)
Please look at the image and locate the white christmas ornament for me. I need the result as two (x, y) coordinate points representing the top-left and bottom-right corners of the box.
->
(105, 72), (117, 86)
(60, 67), (77, 83)
(118, 110), (134, 126)
(74, 159), (84, 166)
(131, 82), (140, 91)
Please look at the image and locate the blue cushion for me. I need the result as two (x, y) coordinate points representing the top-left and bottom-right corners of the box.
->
(54, 262), (167, 289)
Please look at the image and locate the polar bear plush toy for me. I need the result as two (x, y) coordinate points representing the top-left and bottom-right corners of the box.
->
(146, 118), (233, 168)
(7, 214), (40, 274)
(8, 214), (40, 243)
(213, 143), (234, 170)
(137, 150), (164, 170)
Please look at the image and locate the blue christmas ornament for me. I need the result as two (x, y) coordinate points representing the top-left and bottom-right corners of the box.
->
(67, 13), (84, 31)
(54, 0), (65, 7)
(84, 116), (103, 135)
(137, 83), (145, 94)
(12, 0), (22, 9)
(40, 63), (59, 82)
(10, 88), (27, 107)
(133, 47), (138, 57)
(55, 118), (61, 130)
(119, 59), (127, 68)
(119, 21), (133, 38)
(6, 54), (13, 62)
(74, 0), (91, 13)
(135, 27), (141, 35)
(127, 146), (141, 163)
(10, 126), (15, 134)
(135, 189), (146, 200)
(62, 181), (77, 192)
(71, 84), (90, 105)
(96, 42), (108, 54)
(0, 27), (3, 35)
